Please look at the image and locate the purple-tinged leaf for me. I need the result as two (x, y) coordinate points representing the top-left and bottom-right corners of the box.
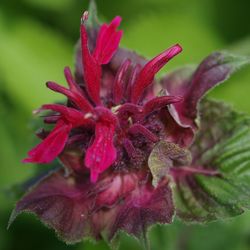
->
(108, 178), (174, 241)
(162, 52), (250, 133)
(160, 66), (195, 96)
(9, 169), (174, 244)
(172, 99), (250, 222)
(158, 108), (194, 147)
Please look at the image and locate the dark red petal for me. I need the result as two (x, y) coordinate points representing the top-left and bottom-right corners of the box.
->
(64, 66), (83, 93)
(131, 44), (182, 103)
(117, 103), (142, 117)
(80, 24), (102, 105)
(94, 106), (118, 125)
(74, 32), (147, 103)
(125, 64), (141, 102)
(143, 95), (183, 117)
(22, 120), (71, 164)
(93, 16), (123, 65)
(113, 59), (131, 104)
(41, 104), (92, 127)
(85, 123), (117, 183)
(46, 81), (93, 113)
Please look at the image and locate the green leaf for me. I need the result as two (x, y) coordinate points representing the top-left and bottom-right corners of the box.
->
(173, 99), (250, 222)
(148, 141), (191, 187)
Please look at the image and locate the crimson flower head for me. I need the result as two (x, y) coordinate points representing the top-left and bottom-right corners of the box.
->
(9, 1), (250, 247)
(22, 11), (182, 184)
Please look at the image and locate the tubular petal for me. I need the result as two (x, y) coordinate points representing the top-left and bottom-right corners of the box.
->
(80, 24), (102, 105)
(41, 104), (92, 127)
(93, 16), (123, 65)
(85, 123), (117, 183)
(64, 67), (83, 94)
(46, 81), (93, 112)
(22, 120), (72, 164)
(113, 59), (131, 104)
(131, 44), (182, 103)
(143, 95), (183, 116)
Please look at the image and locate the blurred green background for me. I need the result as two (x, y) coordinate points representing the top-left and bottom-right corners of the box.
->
(0, 0), (250, 249)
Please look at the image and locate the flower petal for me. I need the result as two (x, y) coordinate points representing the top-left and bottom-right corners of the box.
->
(131, 44), (182, 103)
(143, 95), (183, 117)
(75, 33), (147, 102)
(23, 120), (71, 164)
(46, 81), (93, 112)
(41, 104), (92, 127)
(113, 59), (131, 104)
(93, 16), (123, 65)
(85, 123), (117, 183)
(80, 23), (102, 105)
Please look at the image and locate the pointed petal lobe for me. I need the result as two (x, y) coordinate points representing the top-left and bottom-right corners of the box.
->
(131, 44), (182, 103)
(80, 23), (102, 105)
(85, 123), (117, 182)
(93, 16), (123, 65)
(23, 120), (71, 164)
(41, 104), (90, 126)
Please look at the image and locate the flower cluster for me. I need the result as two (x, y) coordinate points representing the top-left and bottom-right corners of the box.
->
(23, 12), (183, 184)
(10, 2), (250, 247)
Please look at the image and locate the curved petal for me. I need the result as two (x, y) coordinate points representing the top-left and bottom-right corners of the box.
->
(85, 123), (117, 183)
(23, 120), (72, 164)
(93, 16), (123, 65)
(131, 44), (182, 104)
